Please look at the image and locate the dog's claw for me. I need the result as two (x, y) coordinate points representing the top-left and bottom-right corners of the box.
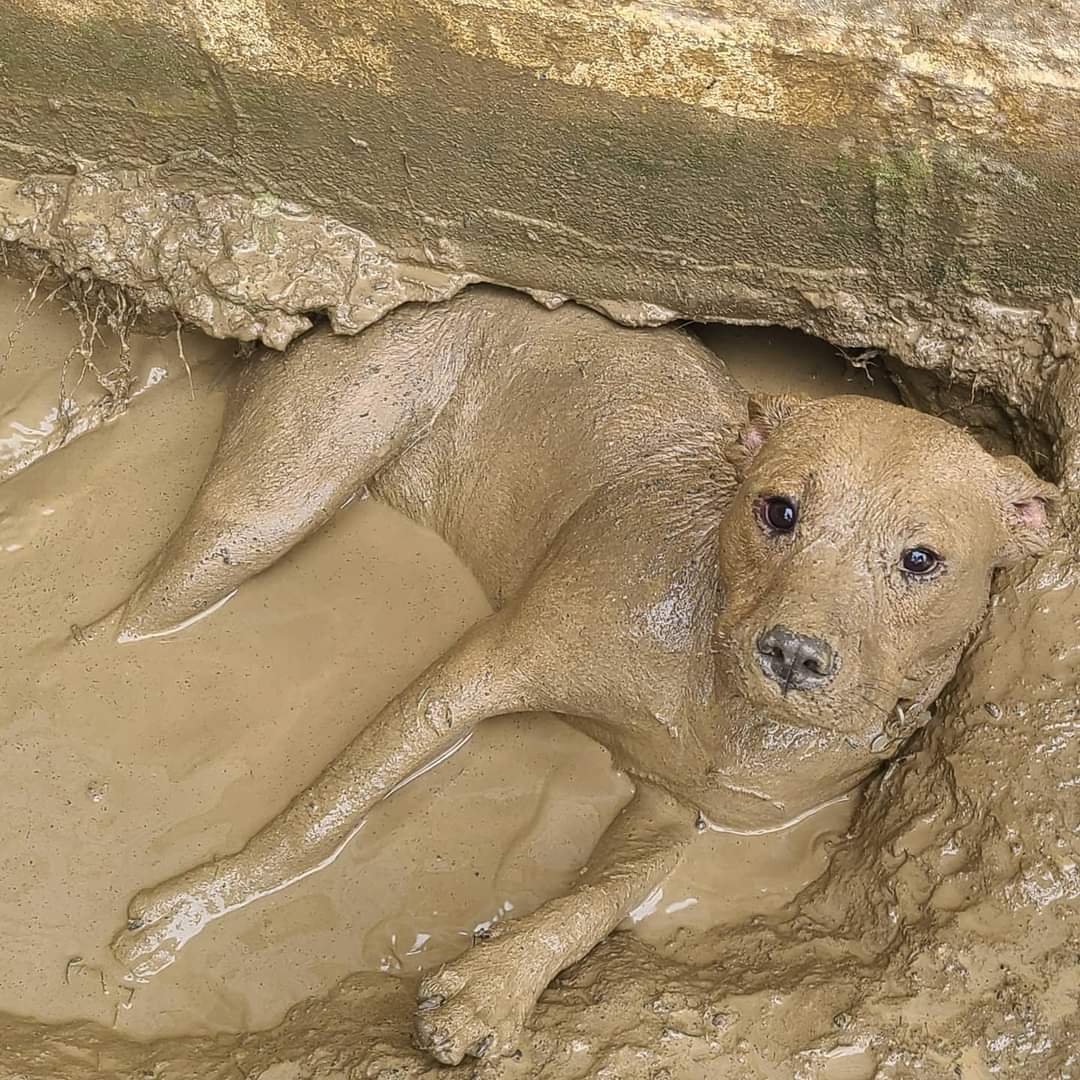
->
(413, 945), (535, 1064)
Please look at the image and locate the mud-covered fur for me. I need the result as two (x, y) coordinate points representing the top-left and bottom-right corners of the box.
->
(99, 288), (1058, 1065)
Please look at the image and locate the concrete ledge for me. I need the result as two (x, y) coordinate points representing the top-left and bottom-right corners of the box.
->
(2, 1), (1079, 443)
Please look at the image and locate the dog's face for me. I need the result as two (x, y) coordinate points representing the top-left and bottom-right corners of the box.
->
(709, 395), (1058, 819)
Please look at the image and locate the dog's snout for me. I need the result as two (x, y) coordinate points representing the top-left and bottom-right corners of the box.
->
(755, 625), (837, 693)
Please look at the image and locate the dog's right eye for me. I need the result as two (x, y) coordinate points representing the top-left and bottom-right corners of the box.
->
(761, 496), (798, 533)
(901, 546), (942, 576)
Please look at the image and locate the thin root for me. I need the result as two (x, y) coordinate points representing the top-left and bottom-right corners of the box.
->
(175, 315), (195, 401)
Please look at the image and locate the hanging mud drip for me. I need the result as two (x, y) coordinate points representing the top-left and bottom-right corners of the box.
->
(0, 172), (479, 349)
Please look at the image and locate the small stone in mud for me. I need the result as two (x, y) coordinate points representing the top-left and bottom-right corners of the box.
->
(86, 780), (108, 803)
(984, 702), (1003, 719)
(708, 1008), (736, 1031)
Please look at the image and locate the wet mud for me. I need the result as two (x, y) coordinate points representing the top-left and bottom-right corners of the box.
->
(1, 278), (1077, 1079)
(2, 279), (630, 1037)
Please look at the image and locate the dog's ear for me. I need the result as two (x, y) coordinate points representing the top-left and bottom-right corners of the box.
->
(738, 393), (813, 457)
(994, 455), (1060, 564)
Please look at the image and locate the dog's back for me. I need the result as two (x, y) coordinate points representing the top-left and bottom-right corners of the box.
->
(373, 287), (747, 601)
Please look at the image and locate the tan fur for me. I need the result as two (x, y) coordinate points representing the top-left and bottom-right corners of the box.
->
(100, 287), (1058, 1064)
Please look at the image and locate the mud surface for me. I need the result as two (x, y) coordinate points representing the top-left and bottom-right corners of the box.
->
(0, 274), (228, 480)
(1, 281), (1078, 1079)
(3, 281), (630, 1037)
(0, 289), (857, 1040)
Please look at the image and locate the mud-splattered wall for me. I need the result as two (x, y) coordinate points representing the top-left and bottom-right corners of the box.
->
(3, 0), (1080, 448)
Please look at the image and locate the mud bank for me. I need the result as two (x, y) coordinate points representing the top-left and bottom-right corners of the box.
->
(3, 0), (1080, 449)
(2, 163), (1077, 471)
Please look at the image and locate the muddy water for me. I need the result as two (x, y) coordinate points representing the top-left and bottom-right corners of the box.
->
(0, 276), (227, 482)
(0, 285), (891, 1040)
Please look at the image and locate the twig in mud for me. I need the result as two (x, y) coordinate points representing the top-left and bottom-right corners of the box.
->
(175, 315), (195, 401)
(968, 371), (983, 405)
(64, 956), (108, 995)
(54, 342), (77, 443)
(0, 263), (49, 372)
(844, 347), (881, 384)
(105, 288), (139, 399)
(112, 984), (136, 1027)
(37, 280), (69, 309)
(48, 275), (147, 428)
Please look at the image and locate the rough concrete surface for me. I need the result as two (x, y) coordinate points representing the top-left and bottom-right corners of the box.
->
(1, 1), (1079, 1078)
(2, 2), (1080, 408)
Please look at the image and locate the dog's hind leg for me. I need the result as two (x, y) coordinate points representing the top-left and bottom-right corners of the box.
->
(110, 606), (538, 977)
(413, 782), (697, 1065)
(104, 302), (472, 642)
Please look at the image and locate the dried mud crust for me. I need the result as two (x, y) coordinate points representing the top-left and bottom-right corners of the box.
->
(2, 164), (1079, 444)
(1, 175), (1079, 1078)
(0, 172), (480, 350)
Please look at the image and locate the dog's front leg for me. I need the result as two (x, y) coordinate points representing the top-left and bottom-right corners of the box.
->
(111, 610), (534, 977)
(413, 783), (697, 1065)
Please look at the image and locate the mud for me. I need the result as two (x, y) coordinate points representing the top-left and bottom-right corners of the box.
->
(3, 160), (1078, 464)
(4, 0), (1080, 393)
(2, 279), (635, 1038)
(1, 279), (1078, 1079)
(0, 175), (480, 349)
(0, 273), (228, 480)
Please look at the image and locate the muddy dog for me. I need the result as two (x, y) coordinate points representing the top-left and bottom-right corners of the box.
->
(103, 287), (1057, 1064)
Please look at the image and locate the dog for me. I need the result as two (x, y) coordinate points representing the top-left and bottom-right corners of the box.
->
(102, 288), (1057, 1064)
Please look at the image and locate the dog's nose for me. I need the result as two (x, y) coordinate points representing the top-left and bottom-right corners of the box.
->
(755, 625), (837, 693)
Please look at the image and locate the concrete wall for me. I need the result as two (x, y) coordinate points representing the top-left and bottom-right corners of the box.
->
(2, 1), (1079, 472)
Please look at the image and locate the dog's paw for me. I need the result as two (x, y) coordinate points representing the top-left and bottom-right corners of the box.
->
(413, 948), (537, 1065)
(110, 869), (227, 978)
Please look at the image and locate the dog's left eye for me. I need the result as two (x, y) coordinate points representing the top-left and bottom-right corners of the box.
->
(761, 496), (798, 533)
(901, 547), (941, 576)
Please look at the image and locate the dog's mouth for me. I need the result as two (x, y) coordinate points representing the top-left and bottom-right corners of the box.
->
(725, 673), (927, 752)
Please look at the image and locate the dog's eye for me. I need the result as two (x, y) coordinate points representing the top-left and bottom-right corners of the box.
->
(761, 496), (798, 533)
(901, 547), (941, 576)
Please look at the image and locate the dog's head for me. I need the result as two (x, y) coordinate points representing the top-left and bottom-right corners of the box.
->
(711, 394), (1058, 818)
